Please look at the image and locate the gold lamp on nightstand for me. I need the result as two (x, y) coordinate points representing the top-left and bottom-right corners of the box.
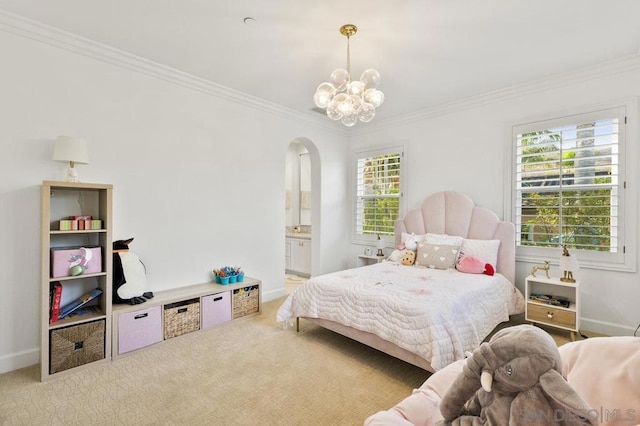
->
(559, 245), (579, 283)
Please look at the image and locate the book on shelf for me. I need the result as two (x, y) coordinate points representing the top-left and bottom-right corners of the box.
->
(58, 288), (103, 320)
(49, 282), (63, 323)
(66, 305), (101, 318)
(529, 293), (570, 308)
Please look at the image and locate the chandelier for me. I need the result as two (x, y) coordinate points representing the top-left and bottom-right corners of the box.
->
(313, 24), (384, 127)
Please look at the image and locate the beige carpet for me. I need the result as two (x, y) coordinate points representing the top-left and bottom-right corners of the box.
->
(0, 286), (591, 426)
(0, 295), (429, 426)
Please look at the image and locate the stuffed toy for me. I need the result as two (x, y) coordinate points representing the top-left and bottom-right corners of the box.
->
(456, 255), (495, 276)
(387, 249), (405, 263)
(401, 250), (416, 266)
(438, 324), (595, 426)
(399, 233), (420, 252)
(113, 238), (154, 305)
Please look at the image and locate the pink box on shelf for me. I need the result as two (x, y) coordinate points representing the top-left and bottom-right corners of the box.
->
(201, 292), (232, 329)
(50, 246), (102, 278)
(118, 306), (163, 355)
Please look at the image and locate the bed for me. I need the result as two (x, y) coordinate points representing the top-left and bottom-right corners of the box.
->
(277, 191), (525, 372)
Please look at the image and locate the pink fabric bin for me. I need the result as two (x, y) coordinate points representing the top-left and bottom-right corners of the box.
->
(201, 292), (231, 329)
(117, 306), (163, 355)
(51, 246), (102, 278)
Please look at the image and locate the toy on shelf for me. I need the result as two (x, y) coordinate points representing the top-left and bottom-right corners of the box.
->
(112, 238), (154, 305)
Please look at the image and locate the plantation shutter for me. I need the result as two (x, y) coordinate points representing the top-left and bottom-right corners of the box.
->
(514, 108), (623, 254)
(354, 149), (402, 237)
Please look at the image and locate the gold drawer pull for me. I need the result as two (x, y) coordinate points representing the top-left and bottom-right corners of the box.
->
(547, 312), (554, 319)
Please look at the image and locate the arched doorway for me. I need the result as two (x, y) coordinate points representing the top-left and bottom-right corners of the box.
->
(285, 137), (320, 284)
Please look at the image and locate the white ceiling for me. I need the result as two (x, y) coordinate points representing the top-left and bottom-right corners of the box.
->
(1, 0), (639, 122)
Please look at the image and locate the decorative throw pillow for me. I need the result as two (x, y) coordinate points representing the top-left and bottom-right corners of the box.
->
(459, 238), (501, 268)
(415, 243), (460, 270)
(425, 233), (464, 247)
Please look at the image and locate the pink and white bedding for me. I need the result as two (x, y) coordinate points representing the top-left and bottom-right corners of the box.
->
(277, 261), (524, 370)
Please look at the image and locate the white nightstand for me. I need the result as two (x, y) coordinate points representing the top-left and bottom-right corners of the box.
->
(525, 275), (580, 341)
(357, 254), (385, 267)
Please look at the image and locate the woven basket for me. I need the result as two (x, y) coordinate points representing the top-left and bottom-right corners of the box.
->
(50, 320), (105, 374)
(164, 298), (200, 339)
(232, 285), (259, 319)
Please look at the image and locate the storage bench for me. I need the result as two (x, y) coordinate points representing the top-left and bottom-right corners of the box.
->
(112, 277), (261, 359)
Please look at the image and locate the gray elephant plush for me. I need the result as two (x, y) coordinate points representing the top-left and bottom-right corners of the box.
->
(438, 325), (596, 425)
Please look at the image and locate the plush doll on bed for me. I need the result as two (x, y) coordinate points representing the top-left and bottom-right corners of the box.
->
(437, 324), (595, 426)
(113, 238), (154, 305)
(388, 234), (420, 264)
(401, 250), (416, 266)
(456, 254), (495, 276)
(398, 233), (419, 251)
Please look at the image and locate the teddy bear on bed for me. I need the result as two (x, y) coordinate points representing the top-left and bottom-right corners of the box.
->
(437, 324), (595, 425)
(388, 233), (420, 264)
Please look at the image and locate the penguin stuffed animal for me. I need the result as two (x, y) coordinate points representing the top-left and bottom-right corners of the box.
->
(112, 237), (153, 305)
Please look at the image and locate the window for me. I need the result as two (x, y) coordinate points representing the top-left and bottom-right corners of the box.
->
(353, 147), (403, 241)
(511, 104), (636, 271)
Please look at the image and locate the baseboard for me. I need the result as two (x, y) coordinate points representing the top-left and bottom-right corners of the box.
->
(0, 347), (39, 375)
(580, 317), (638, 337)
(262, 287), (286, 303)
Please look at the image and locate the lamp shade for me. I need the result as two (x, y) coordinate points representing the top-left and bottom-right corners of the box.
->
(53, 136), (89, 164)
(376, 237), (385, 250)
(559, 253), (579, 272)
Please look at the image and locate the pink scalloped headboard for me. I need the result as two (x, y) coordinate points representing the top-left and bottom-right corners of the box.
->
(394, 191), (515, 284)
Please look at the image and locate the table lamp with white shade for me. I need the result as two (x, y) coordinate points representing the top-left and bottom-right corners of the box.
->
(559, 245), (579, 283)
(53, 136), (89, 182)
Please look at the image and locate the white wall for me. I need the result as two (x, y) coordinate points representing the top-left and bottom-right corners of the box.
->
(0, 27), (350, 373)
(348, 58), (640, 337)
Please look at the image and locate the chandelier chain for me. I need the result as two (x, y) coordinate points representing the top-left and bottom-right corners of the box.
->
(346, 35), (351, 76)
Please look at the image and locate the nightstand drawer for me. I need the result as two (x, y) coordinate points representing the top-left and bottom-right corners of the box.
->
(527, 303), (576, 329)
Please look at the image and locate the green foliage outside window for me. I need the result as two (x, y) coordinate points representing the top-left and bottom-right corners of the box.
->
(518, 127), (615, 252)
(359, 154), (400, 236)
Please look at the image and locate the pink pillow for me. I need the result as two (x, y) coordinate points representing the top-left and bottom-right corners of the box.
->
(456, 255), (494, 276)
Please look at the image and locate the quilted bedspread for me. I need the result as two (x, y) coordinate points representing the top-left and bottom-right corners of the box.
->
(276, 262), (525, 370)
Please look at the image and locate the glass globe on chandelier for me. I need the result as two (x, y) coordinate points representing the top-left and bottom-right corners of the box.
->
(313, 24), (384, 127)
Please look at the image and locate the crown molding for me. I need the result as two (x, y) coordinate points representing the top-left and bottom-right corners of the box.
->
(3, 9), (638, 138)
(351, 53), (640, 135)
(0, 9), (345, 135)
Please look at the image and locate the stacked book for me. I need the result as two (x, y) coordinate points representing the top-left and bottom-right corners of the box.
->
(529, 293), (570, 308)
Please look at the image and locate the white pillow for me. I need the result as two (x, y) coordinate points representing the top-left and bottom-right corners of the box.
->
(460, 238), (501, 267)
(425, 233), (463, 247)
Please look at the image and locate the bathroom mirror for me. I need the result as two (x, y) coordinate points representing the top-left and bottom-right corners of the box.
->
(285, 141), (311, 226)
